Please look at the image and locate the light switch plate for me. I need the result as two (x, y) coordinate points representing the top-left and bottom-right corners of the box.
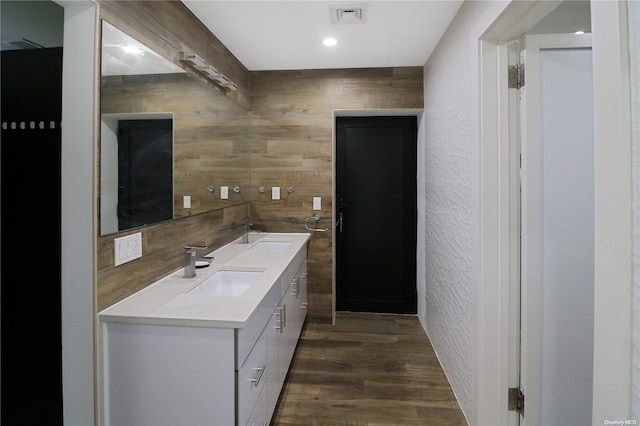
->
(313, 197), (321, 210)
(114, 232), (142, 266)
(272, 187), (280, 200)
(220, 186), (229, 199)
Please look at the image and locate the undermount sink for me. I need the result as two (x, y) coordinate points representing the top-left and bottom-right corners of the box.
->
(250, 241), (291, 252)
(188, 270), (263, 297)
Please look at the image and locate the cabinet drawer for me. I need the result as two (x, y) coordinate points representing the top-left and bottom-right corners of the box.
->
(245, 384), (268, 426)
(237, 330), (267, 426)
(237, 280), (281, 369)
(280, 248), (305, 295)
(291, 246), (306, 275)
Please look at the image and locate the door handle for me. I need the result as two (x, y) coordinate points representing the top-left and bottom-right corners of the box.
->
(338, 198), (349, 234)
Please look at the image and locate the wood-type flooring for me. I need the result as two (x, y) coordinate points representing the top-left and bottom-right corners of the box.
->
(271, 312), (468, 426)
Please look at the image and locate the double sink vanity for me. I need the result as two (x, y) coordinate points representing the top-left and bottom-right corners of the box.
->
(98, 232), (311, 426)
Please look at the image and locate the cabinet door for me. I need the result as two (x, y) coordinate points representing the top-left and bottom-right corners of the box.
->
(237, 330), (267, 426)
(290, 261), (308, 340)
(280, 284), (298, 383)
(298, 263), (308, 327)
(246, 386), (268, 426)
(268, 285), (297, 412)
(266, 298), (284, 422)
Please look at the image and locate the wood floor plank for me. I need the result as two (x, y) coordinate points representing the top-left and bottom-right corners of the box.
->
(271, 312), (468, 425)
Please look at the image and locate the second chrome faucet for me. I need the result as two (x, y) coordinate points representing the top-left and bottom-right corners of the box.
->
(241, 223), (254, 244)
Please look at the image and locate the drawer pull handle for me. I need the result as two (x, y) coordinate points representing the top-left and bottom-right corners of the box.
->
(274, 307), (283, 331)
(250, 365), (266, 387)
(282, 304), (287, 329)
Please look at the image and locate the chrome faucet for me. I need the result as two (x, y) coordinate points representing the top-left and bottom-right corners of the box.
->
(183, 245), (213, 278)
(241, 223), (254, 244)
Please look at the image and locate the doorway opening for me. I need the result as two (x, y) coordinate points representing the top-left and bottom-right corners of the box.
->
(0, 1), (65, 424)
(475, 2), (595, 424)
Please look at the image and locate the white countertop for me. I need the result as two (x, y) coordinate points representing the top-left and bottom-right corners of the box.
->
(98, 232), (311, 329)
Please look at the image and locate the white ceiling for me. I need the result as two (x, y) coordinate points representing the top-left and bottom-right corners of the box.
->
(181, 1), (464, 71)
(1, 1), (591, 73)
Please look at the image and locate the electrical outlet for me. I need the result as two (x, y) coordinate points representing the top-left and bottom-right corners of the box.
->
(183, 195), (191, 208)
(313, 197), (321, 210)
(114, 232), (142, 266)
(272, 187), (280, 200)
(221, 186), (229, 199)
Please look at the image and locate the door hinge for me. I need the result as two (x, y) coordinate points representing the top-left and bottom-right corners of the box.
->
(508, 387), (525, 416)
(508, 63), (525, 89)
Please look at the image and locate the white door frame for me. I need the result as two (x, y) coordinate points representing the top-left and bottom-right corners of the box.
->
(477, 1), (633, 425)
(57, 1), (98, 425)
(474, 2), (563, 424)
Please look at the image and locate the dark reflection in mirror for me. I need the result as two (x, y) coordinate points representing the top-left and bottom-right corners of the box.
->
(99, 21), (250, 236)
(117, 119), (173, 230)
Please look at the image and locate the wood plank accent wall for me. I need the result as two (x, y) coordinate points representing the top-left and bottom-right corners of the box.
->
(250, 68), (423, 322)
(100, 73), (250, 217)
(96, 1), (251, 311)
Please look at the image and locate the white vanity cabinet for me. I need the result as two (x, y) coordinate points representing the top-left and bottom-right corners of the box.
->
(265, 259), (308, 421)
(101, 322), (237, 426)
(98, 233), (309, 426)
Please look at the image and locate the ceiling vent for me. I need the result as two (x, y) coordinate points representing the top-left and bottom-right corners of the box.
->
(330, 4), (368, 25)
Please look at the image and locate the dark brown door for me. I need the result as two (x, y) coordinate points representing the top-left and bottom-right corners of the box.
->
(336, 116), (417, 314)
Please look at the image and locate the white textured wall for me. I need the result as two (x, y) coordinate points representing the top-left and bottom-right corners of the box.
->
(422, 6), (474, 419)
(420, 1), (506, 420)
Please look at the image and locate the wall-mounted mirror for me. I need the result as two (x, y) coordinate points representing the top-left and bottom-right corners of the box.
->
(99, 21), (250, 236)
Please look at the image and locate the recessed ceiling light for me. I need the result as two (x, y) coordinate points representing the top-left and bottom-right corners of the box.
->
(323, 38), (338, 47)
